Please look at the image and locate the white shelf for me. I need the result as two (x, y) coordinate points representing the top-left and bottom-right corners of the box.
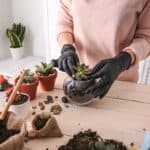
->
(0, 56), (45, 76)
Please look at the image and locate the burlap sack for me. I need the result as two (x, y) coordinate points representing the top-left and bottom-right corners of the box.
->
(0, 112), (27, 150)
(28, 112), (63, 138)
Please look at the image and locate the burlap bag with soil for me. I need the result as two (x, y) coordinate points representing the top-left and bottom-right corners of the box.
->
(28, 112), (63, 138)
(0, 112), (27, 150)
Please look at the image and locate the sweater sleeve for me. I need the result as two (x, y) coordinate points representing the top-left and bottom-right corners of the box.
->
(123, 1), (150, 64)
(56, 0), (73, 39)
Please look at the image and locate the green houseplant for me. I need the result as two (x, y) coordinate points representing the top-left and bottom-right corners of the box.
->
(6, 23), (26, 60)
(36, 62), (57, 91)
(15, 70), (39, 100)
(63, 64), (96, 106)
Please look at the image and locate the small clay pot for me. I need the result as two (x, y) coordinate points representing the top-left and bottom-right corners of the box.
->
(15, 77), (39, 100)
(63, 78), (96, 106)
(36, 69), (57, 91)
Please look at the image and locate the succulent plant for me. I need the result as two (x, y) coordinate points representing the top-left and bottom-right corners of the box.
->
(6, 23), (26, 48)
(88, 140), (127, 150)
(36, 62), (53, 76)
(23, 70), (36, 84)
(74, 64), (90, 81)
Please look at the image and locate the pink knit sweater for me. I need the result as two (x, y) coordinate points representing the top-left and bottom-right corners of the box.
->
(56, 0), (150, 82)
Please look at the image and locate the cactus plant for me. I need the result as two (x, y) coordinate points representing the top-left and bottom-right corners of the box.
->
(23, 70), (36, 84)
(36, 62), (53, 76)
(6, 23), (26, 48)
(74, 64), (90, 81)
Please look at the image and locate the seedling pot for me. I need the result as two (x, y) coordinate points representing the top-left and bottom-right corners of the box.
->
(37, 69), (57, 91)
(15, 77), (39, 100)
(0, 112), (26, 150)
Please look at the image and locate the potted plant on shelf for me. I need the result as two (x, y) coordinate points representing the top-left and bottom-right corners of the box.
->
(36, 62), (57, 91)
(0, 75), (13, 110)
(6, 23), (26, 60)
(63, 64), (96, 106)
(15, 70), (39, 100)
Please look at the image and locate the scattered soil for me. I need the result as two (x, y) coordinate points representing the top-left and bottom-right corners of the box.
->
(24, 136), (30, 143)
(32, 106), (37, 109)
(58, 130), (127, 150)
(104, 139), (127, 150)
(38, 102), (45, 110)
(34, 117), (48, 130)
(61, 96), (69, 104)
(44, 95), (54, 104)
(50, 105), (62, 115)
(0, 124), (20, 144)
(32, 112), (36, 115)
(7, 93), (28, 105)
(58, 129), (100, 150)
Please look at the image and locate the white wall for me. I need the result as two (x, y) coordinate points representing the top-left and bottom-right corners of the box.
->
(0, 0), (13, 59)
(12, 0), (47, 57)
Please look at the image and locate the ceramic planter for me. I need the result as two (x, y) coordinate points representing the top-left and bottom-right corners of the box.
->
(37, 69), (57, 91)
(63, 78), (96, 106)
(8, 93), (31, 119)
(10, 47), (24, 60)
(15, 77), (39, 100)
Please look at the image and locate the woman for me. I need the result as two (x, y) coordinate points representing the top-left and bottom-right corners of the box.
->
(55, 0), (150, 98)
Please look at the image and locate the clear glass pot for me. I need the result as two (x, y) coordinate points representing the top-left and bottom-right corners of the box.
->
(63, 77), (96, 106)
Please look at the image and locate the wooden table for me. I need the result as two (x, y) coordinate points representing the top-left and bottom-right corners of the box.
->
(24, 72), (150, 150)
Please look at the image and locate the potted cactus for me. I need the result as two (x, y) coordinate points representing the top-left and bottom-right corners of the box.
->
(15, 70), (39, 100)
(36, 62), (57, 91)
(6, 23), (26, 60)
(63, 64), (96, 106)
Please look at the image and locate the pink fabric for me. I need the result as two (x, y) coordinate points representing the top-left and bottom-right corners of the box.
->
(56, 0), (150, 82)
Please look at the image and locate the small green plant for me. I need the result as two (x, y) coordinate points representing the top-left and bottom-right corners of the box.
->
(36, 62), (53, 76)
(89, 141), (116, 150)
(6, 23), (26, 48)
(23, 70), (36, 84)
(74, 64), (90, 81)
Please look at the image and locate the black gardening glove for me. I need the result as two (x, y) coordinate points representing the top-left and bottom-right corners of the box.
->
(86, 52), (132, 98)
(52, 44), (79, 76)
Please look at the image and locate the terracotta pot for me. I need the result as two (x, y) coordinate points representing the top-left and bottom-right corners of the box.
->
(15, 77), (39, 100)
(36, 69), (57, 91)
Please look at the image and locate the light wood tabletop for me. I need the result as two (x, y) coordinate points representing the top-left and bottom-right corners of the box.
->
(24, 72), (150, 150)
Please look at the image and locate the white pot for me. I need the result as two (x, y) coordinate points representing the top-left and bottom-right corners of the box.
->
(10, 47), (24, 60)
(8, 93), (31, 119)
(0, 91), (6, 111)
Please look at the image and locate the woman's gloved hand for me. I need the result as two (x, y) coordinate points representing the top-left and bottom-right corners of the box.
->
(86, 52), (132, 98)
(56, 44), (79, 76)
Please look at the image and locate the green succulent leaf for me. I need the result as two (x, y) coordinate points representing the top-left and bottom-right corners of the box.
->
(6, 23), (26, 48)
(74, 64), (90, 81)
(36, 62), (53, 76)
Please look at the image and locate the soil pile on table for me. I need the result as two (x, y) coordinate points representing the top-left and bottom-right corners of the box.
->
(58, 130), (100, 150)
(58, 130), (127, 150)
(0, 124), (20, 144)
(50, 105), (62, 115)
